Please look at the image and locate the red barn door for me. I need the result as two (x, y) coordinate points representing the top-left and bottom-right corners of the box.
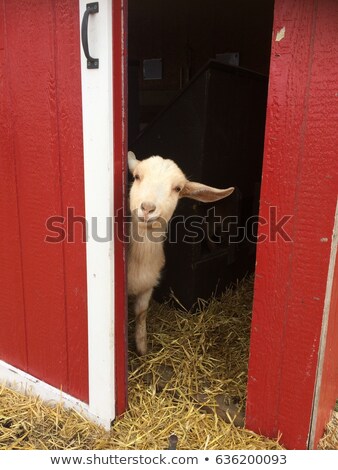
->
(1, 0), (127, 427)
(0, 0), (88, 402)
(246, 0), (338, 449)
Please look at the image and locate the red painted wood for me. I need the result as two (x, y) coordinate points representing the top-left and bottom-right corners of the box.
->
(2, 0), (67, 387)
(313, 249), (338, 447)
(246, 0), (338, 449)
(0, 2), (27, 370)
(0, 0), (88, 402)
(113, 0), (128, 415)
(53, 0), (89, 403)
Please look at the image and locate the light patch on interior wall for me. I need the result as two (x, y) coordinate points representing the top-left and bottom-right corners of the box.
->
(275, 26), (286, 42)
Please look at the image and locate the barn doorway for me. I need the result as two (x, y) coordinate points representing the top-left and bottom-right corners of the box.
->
(124, 0), (276, 446)
(127, 0), (274, 307)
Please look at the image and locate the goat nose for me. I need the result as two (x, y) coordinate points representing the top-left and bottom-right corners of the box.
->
(141, 201), (156, 214)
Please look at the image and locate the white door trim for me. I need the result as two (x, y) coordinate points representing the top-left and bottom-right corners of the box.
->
(79, 0), (115, 429)
(309, 198), (338, 448)
(0, 360), (109, 427)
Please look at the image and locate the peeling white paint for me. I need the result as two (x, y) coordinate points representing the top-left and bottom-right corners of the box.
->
(321, 238), (329, 243)
(276, 26), (286, 42)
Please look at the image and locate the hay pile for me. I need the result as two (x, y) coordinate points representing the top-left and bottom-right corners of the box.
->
(1, 278), (285, 450)
(318, 411), (338, 450)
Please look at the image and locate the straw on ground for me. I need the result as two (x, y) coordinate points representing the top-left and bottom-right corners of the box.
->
(0, 278), (336, 449)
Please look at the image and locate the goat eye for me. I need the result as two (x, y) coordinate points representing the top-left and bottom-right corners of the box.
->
(134, 174), (140, 181)
(174, 186), (181, 193)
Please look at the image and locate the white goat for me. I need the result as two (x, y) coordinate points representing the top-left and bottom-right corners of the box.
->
(127, 151), (234, 355)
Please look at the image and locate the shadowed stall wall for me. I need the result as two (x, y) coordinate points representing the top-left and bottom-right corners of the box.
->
(128, 0), (274, 126)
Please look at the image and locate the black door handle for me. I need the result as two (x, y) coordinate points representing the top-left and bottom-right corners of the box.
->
(81, 2), (99, 69)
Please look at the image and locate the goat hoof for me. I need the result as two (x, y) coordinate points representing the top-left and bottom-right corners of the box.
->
(136, 344), (147, 356)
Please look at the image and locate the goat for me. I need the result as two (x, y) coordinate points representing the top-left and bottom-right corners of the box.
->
(127, 151), (234, 355)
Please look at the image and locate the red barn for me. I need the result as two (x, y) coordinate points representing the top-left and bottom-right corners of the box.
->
(0, 0), (337, 449)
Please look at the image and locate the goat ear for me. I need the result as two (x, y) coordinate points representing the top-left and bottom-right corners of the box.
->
(181, 181), (235, 202)
(128, 151), (140, 173)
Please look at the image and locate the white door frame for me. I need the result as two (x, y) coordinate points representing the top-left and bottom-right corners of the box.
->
(79, 0), (115, 429)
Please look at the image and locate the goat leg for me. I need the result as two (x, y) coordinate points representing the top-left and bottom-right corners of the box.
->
(134, 288), (153, 356)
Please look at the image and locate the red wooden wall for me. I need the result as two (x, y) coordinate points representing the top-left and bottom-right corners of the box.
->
(246, 0), (338, 449)
(113, 0), (128, 416)
(0, 0), (88, 402)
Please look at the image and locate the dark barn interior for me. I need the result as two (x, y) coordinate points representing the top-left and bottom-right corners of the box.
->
(128, 0), (275, 308)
